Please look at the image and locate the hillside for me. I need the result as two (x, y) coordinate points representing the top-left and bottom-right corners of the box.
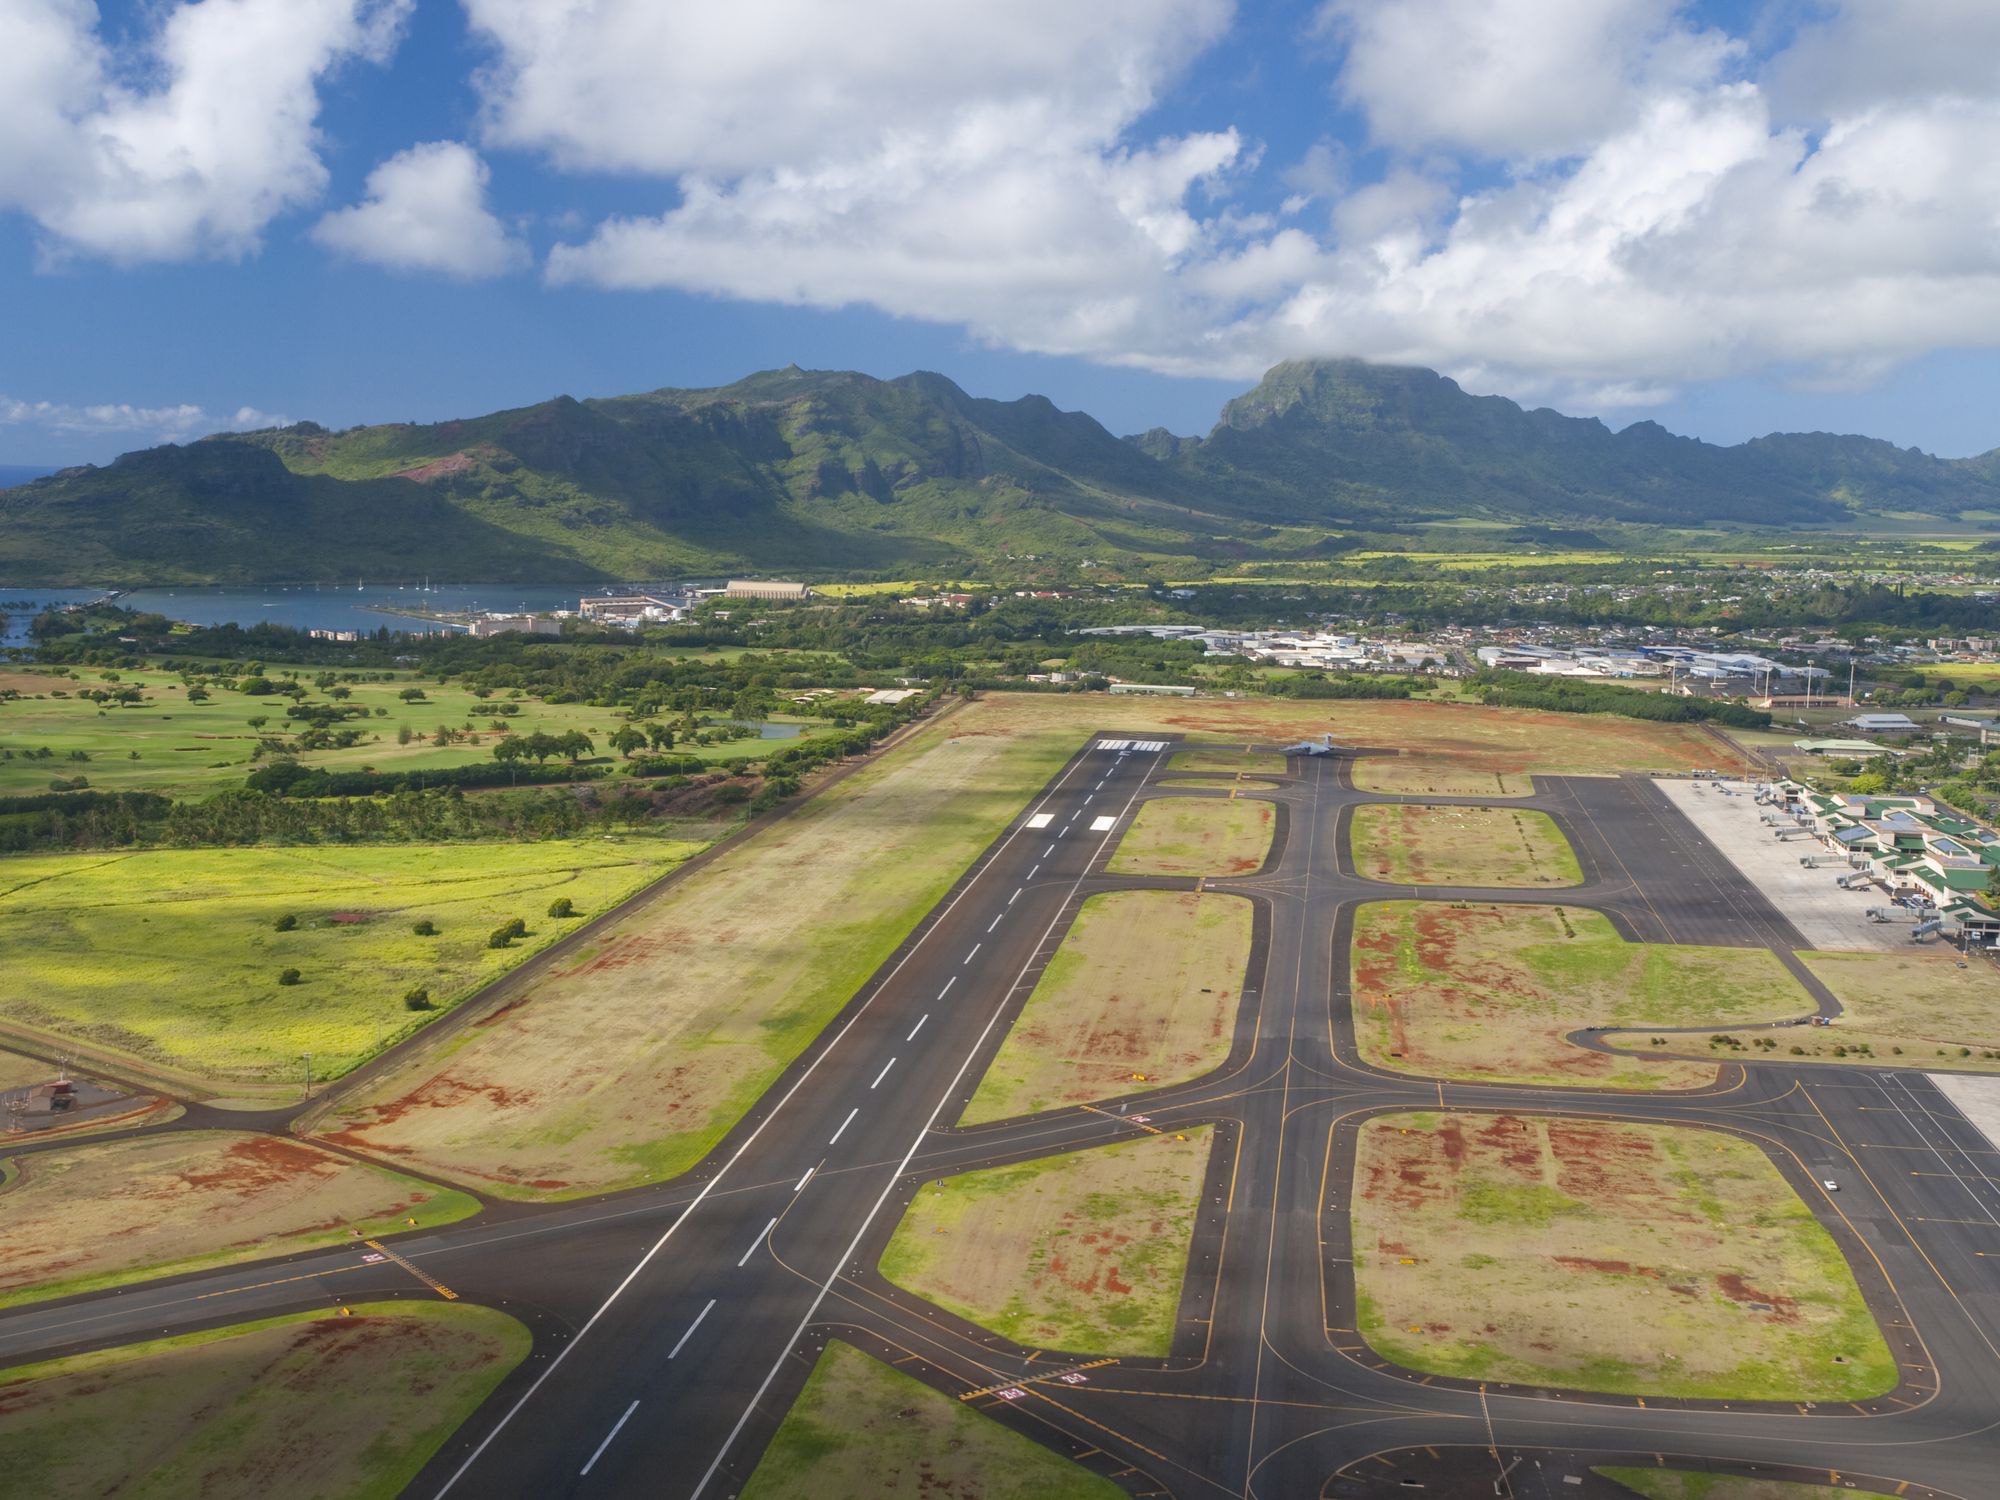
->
(2, 361), (1996, 584)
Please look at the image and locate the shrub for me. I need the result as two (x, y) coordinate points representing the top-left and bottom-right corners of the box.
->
(274, 913), (298, 932)
(412, 918), (436, 936)
(547, 897), (575, 919)
(487, 917), (528, 949)
(277, 967), (302, 986)
(404, 987), (432, 1011)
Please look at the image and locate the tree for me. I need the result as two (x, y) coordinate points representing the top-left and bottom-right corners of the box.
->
(404, 986), (433, 1011)
(646, 723), (676, 752)
(274, 913), (298, 932)
(398, 686), (427, 702)
(559, 730), (594, 763)
(547, 896), (575, 918)
(277, 968), (302, 986)
(412, 918), (437, 936)
(610, 726), (647, 759)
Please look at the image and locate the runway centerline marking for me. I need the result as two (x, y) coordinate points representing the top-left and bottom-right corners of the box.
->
(578, 1400), (639, 1477)
(690, 738), (1164, 1500)
(1026, 865), (1039, 880)
(1043, 845), (1054, 858)
(871, 1058), (898, 1089)
(987, 913), (1003, 932)
(829, 1108), (859, 1145)
(938, 977), (956, 1000)
(1009, 887), (1021, 905)
(431, 735), (1116, 1499)
(963, 943), (981, 964)
(668, 1300), (716, 1359)
(907, 1015), (928, 1042)
(793, 1165), (816, 1193)
(737, 1219), (777, 1268)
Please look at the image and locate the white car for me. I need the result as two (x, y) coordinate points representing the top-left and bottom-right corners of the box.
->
(1822, 1179), (1839, 1192)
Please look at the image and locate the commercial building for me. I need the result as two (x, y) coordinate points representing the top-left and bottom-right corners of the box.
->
(724, 580), (811, 602)
(578, 594), (683, 625)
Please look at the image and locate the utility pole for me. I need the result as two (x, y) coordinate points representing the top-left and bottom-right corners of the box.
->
(301, 1052), (312, 1100)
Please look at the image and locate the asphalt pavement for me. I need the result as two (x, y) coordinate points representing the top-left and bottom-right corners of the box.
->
(4, 742), (1999, 1500)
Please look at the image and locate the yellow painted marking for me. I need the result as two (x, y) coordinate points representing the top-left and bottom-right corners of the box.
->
(958, 1358), (1119, 1401)
(363, 1239), (457, 1300)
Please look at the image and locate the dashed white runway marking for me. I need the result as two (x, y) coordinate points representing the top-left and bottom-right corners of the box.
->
(1008, 887), (1021, 904)
(937, 977), (956, 1000)
(829, 1108), (858, 1145)
(963, 943), (981, 964)
(871, 1058), (897, 1089)
(1026, 865), (1039, 880)
(907, 1014), (928, 1042)
(737, 1220), (776, 1268)
(669, 1300), (716, 1359)
(793, 1166), (815, 1193)
(580, 1400), (641, 1475)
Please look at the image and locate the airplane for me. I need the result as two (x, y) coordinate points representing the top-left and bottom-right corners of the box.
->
(1282, 733), (1343, 756)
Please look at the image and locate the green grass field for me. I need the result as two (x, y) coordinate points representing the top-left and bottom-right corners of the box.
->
(1595, 1468), (1898, 1500)
(1166, 748), (1288, 775)
(0, 664), (817, 798)
(741, 1340), (1121, 1500)
(0, 837), (701, 1097)
(1350, 803), (1582, 887)
(0, 1302), (527, 1499)
(880, 1129), (1213, 1357)
(1350, 903), (1811, 1089)
(962, 891), (1252, 1122)
(1354, 1112), (1896, 1401)
(1106, 797), (1274, 877)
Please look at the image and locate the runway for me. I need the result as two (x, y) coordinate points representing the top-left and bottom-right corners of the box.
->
(4, 737), (1999, 1499)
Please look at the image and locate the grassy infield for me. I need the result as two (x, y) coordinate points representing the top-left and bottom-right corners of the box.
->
(0, 1303), (528, 1499)
(0, 694), (1929, 1489)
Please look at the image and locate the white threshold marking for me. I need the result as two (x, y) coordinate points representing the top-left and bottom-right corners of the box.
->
(907, 1014), (928, 1042)
(793, 1165), (815, 1193)
(579, 1400), (640, 1476)
(938, 977), (956, 1000)
(1089, 815), (1117, 832)
(1026, 812), (1053, 829)
(964, 943), (980, 964)
(829, 1108), (858, 1145)
(871, 1058), (897, 1089)
(668, 1300), (716, 1359)
(738, 1219), (777, 1268)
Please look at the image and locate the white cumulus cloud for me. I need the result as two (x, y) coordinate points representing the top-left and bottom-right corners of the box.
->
(314, 141), (525, 277)
(0, 394), (270, 443)
(0, 0), (409, 263)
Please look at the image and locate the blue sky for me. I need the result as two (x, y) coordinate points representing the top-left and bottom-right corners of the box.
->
(5, 0), (2000, 467)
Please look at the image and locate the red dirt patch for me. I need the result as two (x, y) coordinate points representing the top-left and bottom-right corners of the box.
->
(393, 450), (480, 482)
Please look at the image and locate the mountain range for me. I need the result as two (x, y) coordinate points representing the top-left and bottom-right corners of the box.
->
(3, 360), (1997, 585)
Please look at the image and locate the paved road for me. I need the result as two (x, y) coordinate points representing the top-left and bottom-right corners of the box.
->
(4, 742), (1999, 1499)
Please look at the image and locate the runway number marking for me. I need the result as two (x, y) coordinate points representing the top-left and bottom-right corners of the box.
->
(907, 1014), (928, 1042)
(871, 1058), (897, 1089)
(579, 1400), (640, 1477)
(669, 1300), (717, 1359)
(829, 1108), (859, 1145)
(737, 1219), (777, 1267)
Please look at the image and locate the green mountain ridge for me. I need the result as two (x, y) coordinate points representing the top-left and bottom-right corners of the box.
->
(3, 360), (1996, 585)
